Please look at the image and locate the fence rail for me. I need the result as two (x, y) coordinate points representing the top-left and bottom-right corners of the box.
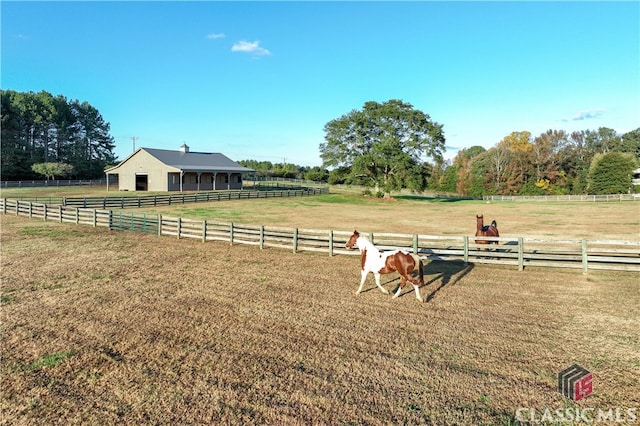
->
(3, 198), (639, 273)
(1, 179), (112, 188)
(60, 188), (328, 209)
(483, 194), (640, 202)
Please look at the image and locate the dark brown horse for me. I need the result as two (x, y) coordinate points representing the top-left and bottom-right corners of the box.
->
(345, 230), (425, 302)
(475, 215), (499, 245)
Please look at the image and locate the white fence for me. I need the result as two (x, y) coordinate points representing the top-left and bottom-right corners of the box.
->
(483, 194), (640, 202)
(2, 198), (639, 273)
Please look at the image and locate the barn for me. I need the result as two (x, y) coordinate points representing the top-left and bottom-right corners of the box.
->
(105, 144), (255, 192)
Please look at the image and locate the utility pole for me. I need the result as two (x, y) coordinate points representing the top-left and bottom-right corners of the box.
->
(131, 136), (139, 152)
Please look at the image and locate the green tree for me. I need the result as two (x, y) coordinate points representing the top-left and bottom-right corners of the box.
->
(304, 166), (329, 182)
(31, 162), (74, 180)
(620, 128), (640, 159)
(1, 90), (117, 180)
(320, 99), (445, 195)
(587, 152), (637, 194)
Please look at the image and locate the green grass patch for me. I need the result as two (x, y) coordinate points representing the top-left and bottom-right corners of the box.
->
(18, 226), (79, 238)
(29, 351), (73, 370)
(1, 294), (16, 304)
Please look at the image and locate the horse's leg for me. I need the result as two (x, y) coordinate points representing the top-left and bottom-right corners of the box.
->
(355, 269), (368, 295)
(374, 272), (389, 294)
(412, 283), (424, 303)
(392, 276), (406, 299)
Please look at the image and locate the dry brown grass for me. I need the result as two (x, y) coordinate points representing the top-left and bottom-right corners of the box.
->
(1, 197), (639, 425)
(132, 193), (640, 241)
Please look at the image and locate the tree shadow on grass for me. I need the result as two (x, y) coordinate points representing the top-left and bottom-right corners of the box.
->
(394, 194), (480, 203)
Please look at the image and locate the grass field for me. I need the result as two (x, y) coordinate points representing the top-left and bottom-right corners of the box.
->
(1, 189), (639, 424)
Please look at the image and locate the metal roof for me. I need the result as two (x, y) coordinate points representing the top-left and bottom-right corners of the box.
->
(107, 148), (255, 173)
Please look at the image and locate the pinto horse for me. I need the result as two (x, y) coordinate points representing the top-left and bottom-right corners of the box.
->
(345, 230), (425, 302)
(475, 215), (499, 245)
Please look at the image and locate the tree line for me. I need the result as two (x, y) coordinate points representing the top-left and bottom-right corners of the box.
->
(1, 89), (117, 181)
(2, 92), (637, 195)
(431, 128), (640, 196)
(245, 100), (639, 196)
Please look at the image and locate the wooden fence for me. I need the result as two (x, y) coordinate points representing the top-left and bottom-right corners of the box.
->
(3, 198), (639, 273)
(61, 187), (328, 209)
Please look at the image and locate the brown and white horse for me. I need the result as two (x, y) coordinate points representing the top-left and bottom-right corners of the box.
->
(345, 230), (425, 302)
(475, 214), (499, 245)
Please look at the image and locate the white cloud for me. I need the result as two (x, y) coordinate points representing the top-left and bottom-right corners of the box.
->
(231, 40), (271, 56)
(206, 33), (226, 40)
(562, 109), (606, 122)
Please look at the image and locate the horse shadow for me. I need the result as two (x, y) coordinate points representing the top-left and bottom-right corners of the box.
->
(421, 260), (473, 302)
(383, 259), (473, 302)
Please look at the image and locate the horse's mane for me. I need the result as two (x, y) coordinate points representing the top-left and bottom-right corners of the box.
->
(356, 235), (377, 252)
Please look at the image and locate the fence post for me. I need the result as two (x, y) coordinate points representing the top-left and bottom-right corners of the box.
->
(177, 217), (181, 239)
(59, 205), (63, 222)
(93, 209), (97, 227)
(260, 225), (264, 249)
(518, 237), (524, 271)
(329, 230), (334, 257)
(463, 236), (469, 265)
(293, 228), (298, 253)
(43, 204), (47, 221)
(413, 234), (418, 254)
(202, 220), (207, 242)
(369, 232), (374, 245)
(158, 214), (162, 236)
(28, 202), (32, 218)
(75, 208), (79, 224)
(2, 198), (6, 214)
(582, 240), (588, 273)
(230, 223), (234, 244)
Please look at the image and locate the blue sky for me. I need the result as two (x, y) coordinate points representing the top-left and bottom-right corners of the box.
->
(2, 1), (639, 167)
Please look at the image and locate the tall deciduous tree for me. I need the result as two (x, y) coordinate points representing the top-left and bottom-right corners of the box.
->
(320, 100), (445, 195)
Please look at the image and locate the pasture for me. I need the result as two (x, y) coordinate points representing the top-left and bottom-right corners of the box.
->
(1, 190), (639, 424)
(127, 191), (639, 242)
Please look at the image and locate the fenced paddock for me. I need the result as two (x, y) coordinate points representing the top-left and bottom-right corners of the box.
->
(61, 187), (328, 209)
(3, 198), (639, 272)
